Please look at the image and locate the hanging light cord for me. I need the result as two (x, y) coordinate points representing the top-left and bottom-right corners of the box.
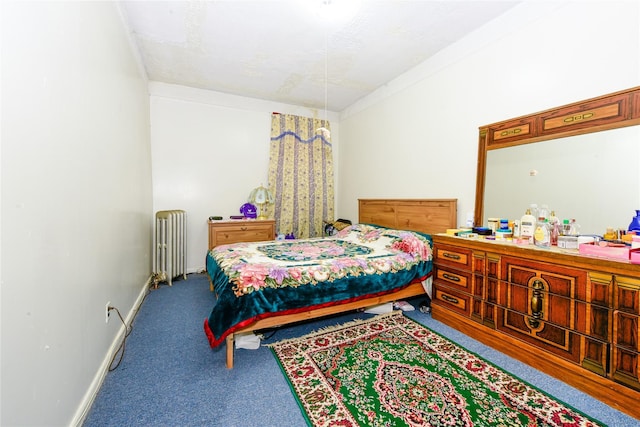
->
(324, 31), (328, 127)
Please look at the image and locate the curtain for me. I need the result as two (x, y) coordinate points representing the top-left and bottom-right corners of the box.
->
(268, 113), (334, 239)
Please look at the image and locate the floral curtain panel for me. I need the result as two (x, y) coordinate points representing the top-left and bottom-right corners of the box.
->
(268, 113), (334, 239)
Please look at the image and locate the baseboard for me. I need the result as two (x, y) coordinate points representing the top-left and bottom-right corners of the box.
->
(70, 277), (151, 427)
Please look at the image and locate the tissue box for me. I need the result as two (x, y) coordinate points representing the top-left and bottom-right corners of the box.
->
(579, 243), (630, 261)
(364, 302), (394, 314)
(235, 332), (261, 350)
(558, 235), (579, 249)
(631, 248), (640, 264)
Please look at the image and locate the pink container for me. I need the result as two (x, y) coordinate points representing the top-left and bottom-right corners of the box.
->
(579, 243), (630, 261)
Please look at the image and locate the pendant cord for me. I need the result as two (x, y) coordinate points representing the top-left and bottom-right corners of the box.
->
(324, 31), (328, 127)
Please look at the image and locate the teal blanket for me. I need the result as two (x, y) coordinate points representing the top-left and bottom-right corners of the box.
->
(204, 224), (433, 348)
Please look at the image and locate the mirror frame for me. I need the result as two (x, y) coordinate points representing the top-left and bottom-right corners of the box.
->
(474, 86), (640, 228)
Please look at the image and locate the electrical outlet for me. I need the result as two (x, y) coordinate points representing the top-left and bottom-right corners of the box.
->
(105, 301), (111, 323)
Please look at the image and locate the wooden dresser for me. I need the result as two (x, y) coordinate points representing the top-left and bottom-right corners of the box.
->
(208, 219), (276, 250)
(432, 234), (640, 419)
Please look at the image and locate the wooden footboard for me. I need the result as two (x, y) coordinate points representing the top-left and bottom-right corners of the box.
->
(225, 280), (429, 368)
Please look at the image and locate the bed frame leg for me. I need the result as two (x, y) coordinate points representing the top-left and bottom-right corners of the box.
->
(226, 334), (234, 369)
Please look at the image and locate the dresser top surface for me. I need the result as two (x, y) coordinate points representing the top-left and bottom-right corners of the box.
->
(433, 233), (640, 275)
(208, 219), (275, 225)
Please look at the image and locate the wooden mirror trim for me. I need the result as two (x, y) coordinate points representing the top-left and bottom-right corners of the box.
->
(474, 86), (640, 228)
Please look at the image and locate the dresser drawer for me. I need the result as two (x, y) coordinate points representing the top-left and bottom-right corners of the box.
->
(208, 220), (276, 250)
(612, 343), (640, 391)
(435, 266), (472, 292)
(433, 286), (471, 317)
(213, 227), (273, 245)
(434, 244), (472, 270)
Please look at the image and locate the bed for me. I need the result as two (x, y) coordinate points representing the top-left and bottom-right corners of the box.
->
(204, 198), (457, 368)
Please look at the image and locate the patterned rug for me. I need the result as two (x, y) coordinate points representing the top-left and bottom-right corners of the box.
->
(268, 311), (603, 427)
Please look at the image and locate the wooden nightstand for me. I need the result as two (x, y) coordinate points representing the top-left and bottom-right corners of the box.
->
(208, 219), (276, 251)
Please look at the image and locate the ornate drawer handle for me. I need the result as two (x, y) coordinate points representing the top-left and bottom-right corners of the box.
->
(442, 273), (461, 282)
(441, 294), (459, 304)
(500, 127), (523, 137)
(563, 112), (594, 123)
(528, 279), (544, 328)
(241, 227), (247, 231)
(443, 252), (461, 260)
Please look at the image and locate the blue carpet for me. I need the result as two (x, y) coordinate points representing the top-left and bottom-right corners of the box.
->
(84, 273), (639, 426)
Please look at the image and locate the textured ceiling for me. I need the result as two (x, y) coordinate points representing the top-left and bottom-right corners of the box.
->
(119, 1), (520, 111)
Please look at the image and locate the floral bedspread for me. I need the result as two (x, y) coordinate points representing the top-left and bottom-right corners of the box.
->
(204, 224), (433, 348)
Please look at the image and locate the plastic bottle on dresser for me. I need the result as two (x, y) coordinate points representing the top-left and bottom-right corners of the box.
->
(550, 221), (560, 245)
(569, 219), (580, 236)
(465, 211), (474, 228)
(548, 211), (560, 245)
(534, 219), (551, 247)
(512, 220), (520, 238)
(520, 209), (536, 244)
(538, 204), (549, 222)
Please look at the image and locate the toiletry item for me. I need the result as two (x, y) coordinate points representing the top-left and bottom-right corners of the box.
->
(538, 204), (549, 222)
(569, 219), (580, 236)
(604, 227), (617, 241)
(487, 218), (499, 233)
(577, 235), (595, 245)
(550, 221), (559, 246)
(459, 232), (479, 239)
(495, 229), (513, 240)
(472, 226), (493, 236)
(534, 219), (551, 247)
(628, 210), (640, 232)
(548, 211), (559, 245)
(465, 211), (474, 227)
(520, 209), (536, 244)
(512, 220), (520, 238)
(562, 219), (571, 236)
(557, 235), (578, 249)
(529, 204), (539, 221)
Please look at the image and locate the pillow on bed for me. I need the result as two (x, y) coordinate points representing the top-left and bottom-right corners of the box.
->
(324, 218), (352, 235)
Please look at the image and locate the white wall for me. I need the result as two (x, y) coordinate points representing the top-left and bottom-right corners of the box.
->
(1, 2), (152, 426)
(149, 83), (340, 272)
(338, 1), (640, 226)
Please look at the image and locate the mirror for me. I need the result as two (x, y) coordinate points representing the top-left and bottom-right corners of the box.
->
(475, 86), (640, 236)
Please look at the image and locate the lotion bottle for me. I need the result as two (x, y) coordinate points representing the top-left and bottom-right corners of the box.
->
(520, 209), (536, 244)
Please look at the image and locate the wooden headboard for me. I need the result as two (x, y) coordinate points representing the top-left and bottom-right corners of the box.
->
(358, 199), (457, 235)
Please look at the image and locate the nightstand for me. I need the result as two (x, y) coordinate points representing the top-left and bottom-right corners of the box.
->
(208, 219), (276, 251)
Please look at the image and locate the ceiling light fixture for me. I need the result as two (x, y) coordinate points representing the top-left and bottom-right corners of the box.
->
(314, 0), (360, 23)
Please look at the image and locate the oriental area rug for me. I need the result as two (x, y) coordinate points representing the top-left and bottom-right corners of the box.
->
(268, 311), (603, 427)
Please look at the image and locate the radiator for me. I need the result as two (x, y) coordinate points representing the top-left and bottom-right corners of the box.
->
(153, 210), (187, 286)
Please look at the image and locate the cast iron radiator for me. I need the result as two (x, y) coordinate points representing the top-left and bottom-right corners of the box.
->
(153, 210), (187, 285)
